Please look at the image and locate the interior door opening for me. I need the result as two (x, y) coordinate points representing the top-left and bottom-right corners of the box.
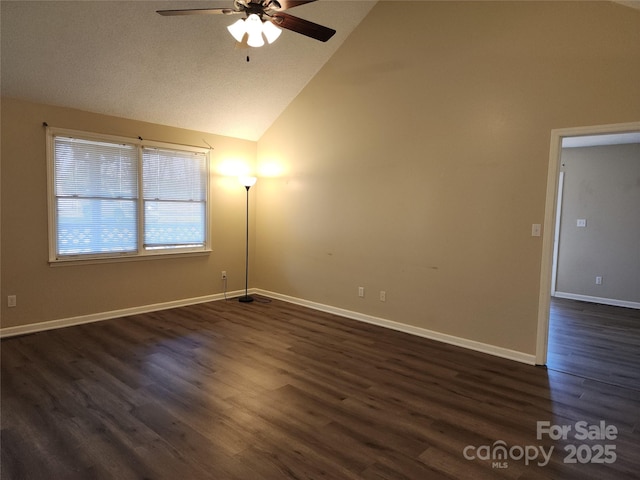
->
(536, 122), (640, 367)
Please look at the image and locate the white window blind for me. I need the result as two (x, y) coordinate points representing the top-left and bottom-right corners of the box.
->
(53, 136), (138, 256)
(142, 147), (207, 250)
(49, 129), (209, 262)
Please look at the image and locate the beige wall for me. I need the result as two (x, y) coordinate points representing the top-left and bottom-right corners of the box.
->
(556, 143), (640, 304)
(1, 98), (257, 329)
(256, 1), (640, 355)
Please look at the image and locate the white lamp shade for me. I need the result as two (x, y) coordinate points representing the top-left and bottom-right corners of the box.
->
(262, 20), (282, 44)
(245, 14), (265, 48)
(239, 176), (257, 188)
(227, 19), (247, 43)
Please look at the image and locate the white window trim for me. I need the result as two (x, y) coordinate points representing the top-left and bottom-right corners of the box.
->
(46, 127), (211, 265)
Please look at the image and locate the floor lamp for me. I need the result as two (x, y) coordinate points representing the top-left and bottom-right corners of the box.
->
(239, 176), (257, 303)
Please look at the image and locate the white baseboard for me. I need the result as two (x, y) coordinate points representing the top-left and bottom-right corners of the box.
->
(0, 290), (246, 338)
(255, 289), (536, 365)
(2, 288), (536, 365)
(553, 291), (640, 310)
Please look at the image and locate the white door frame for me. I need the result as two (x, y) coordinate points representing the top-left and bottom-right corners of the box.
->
(550, 170), (564, 297)
(535, 121), (640, 365)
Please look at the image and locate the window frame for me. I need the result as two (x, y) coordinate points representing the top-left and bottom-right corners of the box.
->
(46, 127), (211, 264)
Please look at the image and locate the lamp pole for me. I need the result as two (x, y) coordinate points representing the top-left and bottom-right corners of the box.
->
(239, 177), (256, 303)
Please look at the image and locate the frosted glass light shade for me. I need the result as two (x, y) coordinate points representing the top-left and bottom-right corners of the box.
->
(262, 20), (282, 44)
(227, 19), (246, 43)
(245, 14), (264, 48)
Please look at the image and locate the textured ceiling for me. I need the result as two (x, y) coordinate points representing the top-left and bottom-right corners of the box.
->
(3, 1), (636, 141)
(1, 0), (376, 140)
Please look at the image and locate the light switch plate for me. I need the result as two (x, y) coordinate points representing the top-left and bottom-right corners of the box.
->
(531, 224), (541, 237)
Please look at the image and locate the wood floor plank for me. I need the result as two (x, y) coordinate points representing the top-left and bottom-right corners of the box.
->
(2, 295), (639, 479)
(548, 297), (640, 390)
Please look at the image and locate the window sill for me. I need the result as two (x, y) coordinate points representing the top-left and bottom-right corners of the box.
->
(49, 249), (212, 267)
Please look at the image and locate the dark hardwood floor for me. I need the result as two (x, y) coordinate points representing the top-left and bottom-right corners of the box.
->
(548, 297), (640, 391)
(2, 296), (639, 479)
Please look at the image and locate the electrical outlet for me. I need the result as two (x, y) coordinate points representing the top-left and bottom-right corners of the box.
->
(379, 291), (386, 302)
(358, 286), (365, 298)
(221, 271), (227, 280)
(596, 276), (603, 285)
(8, 295), (17, 308)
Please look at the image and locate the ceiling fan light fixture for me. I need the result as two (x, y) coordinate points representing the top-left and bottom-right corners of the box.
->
(226, 13), (281, 47)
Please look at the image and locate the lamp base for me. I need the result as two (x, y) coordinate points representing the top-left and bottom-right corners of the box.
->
(238, 295), (254, 303)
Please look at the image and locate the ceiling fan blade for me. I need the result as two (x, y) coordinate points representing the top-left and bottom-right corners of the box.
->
(270, 12), (335, 42)
(271, 0), (318, 11)
(156, 8), (239, 16)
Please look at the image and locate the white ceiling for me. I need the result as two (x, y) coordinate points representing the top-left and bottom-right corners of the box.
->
(1, 0), (376, 141)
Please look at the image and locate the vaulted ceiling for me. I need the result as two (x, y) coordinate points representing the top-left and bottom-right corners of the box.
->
(3, 1), (637, 141)
(1, 0), (376, 141)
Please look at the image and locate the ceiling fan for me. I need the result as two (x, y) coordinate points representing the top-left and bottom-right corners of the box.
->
(156, 0), (336, 47)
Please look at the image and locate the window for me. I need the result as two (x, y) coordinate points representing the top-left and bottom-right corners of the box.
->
(47, 128), (209, 262)
(142, 147), (207, 250)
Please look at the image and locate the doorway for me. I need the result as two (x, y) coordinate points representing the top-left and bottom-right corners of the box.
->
(536, 121), (640, 367)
